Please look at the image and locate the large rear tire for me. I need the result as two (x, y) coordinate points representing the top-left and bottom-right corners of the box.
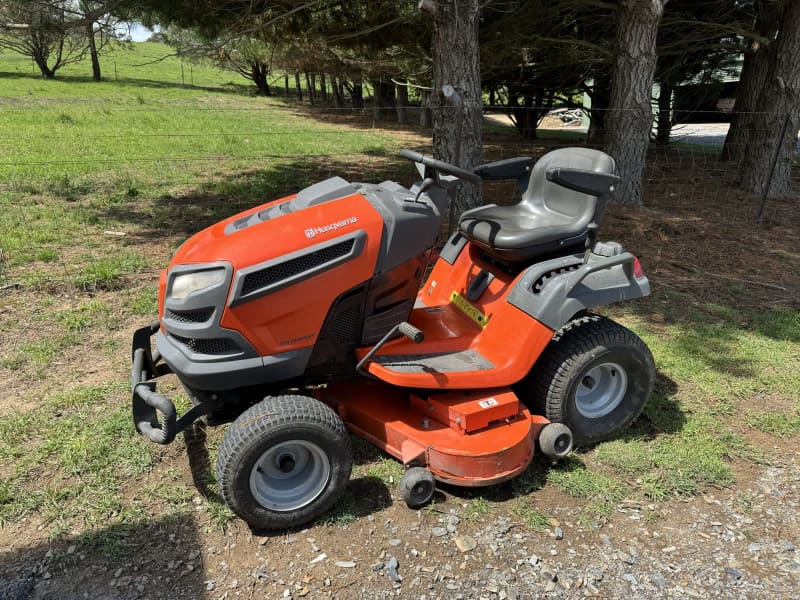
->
(519, 313), (655, 447)
(216, 395), (352, 530)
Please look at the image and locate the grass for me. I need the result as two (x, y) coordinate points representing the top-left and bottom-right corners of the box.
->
(0, 385), (154, 529)
(512, 501), (551, 530)
(748, 412), (800, 437)
(366, 457), (405, 486)
(463, 497), (492, 521)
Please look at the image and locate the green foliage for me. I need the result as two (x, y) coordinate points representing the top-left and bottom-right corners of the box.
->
(73, 251), (148, 292)
(512, 501), (550, 530)
(366, 458), (404, 487)
(748, 412), (800, 437)
(463, 497), (492, 521)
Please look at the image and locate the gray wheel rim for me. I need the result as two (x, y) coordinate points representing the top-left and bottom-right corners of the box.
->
(249, 440), (331, 512)
(575, 362), (628, 419)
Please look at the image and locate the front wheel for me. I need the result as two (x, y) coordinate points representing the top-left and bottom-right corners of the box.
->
(519, 314), (655, 447)
(216, 395), (352, 530)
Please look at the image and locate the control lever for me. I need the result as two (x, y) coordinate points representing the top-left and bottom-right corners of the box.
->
(413, 177), (436, 203)
(397, 322), (425, 344)
(356, 321), (424, 376)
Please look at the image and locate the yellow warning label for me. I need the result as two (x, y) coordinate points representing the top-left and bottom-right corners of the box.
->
(450, 291), (490, 329)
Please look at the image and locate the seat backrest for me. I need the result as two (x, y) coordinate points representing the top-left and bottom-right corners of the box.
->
(522, 147), (616, 224)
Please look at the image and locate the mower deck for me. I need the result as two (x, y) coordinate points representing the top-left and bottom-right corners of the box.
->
(314, 381), (549, 486)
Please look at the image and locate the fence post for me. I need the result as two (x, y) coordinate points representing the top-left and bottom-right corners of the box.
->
(756, 114), (792, 224)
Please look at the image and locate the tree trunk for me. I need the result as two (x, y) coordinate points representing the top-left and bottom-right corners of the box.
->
(306, 73), (315, 104)
(396, 80), (408, 125)
(722, 2), (782, 162)
(34, 57), (55, 78)
(721, 43), (774, 162)
(351, 80), (364, 109)
(251, 62), (270, 96)
(294, 72), (302, 101)
(604, 0), (665, 207)
(31, 44), (55, 79)
(739, 0), (800, 199)
(431, 0), (483, 223)
(87, 23), (101, 81)
(371, 80), (381, 121)
(284, 74), (289, 95)
(370, 78), (395, 120)
(655, 78), (673, 146)
(587, 70), (612, 147)
(331, 75), (342, 107)
(419, 91), (432, 127)
(319, 73), (328, 103)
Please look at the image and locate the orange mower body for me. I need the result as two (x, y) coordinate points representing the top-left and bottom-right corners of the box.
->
(131, 148), (655, 530)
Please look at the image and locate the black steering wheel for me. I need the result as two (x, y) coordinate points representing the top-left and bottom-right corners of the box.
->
(399, 149), (482, 185)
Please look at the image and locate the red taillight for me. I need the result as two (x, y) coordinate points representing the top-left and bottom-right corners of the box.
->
(633, 257), (645, 279)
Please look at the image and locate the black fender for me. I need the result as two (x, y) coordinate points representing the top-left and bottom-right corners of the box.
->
(507, 249), (650, 331)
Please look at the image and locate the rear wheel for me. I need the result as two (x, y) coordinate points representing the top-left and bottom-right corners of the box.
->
(519, 313), (655, 447)
(216, 395), (352, 530)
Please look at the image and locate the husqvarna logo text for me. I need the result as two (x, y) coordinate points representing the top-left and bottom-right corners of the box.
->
(305, 217), (358, 239)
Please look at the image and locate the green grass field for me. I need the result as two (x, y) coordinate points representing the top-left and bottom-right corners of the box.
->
(0, 41), (798, 542)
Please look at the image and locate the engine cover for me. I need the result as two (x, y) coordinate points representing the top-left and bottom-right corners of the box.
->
(155, 176), (442, 390)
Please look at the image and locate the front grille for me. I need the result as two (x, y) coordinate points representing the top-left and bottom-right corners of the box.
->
(171, 334), (239, 355)
(532, 263), (581, 294)
(165, 308), (214, 324)
(241, 239), (355, 296)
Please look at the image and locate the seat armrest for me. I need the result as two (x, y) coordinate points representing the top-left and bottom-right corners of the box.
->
(474, 157), (533, 191)
(545, 168), (620, 198)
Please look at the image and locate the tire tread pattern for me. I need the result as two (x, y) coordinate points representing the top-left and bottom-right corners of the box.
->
(526, 312), (655, 444)
(216, 394), (352, 530)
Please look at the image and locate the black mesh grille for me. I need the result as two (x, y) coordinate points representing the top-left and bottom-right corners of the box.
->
(532, 263), (581, 294)
(172, 335), (239, 355)
(165, 308), (214, 324)
(241, 239), (355, 296)
(331, 305), (361, 342)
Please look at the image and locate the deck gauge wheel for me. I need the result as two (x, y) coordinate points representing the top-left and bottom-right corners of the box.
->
(399, 467), (436, 508)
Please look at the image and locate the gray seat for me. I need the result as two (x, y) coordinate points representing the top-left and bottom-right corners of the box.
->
(459, 148), (616, 262)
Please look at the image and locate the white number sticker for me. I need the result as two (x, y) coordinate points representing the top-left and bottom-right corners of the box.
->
(478, 398), (498, 409)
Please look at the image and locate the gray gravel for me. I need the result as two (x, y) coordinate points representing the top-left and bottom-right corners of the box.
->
(2, 456), (798, 599)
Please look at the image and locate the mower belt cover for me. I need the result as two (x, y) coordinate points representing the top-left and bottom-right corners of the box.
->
(410, 389), (519, 433)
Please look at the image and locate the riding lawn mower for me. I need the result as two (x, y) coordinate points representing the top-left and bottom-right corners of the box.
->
(131, 144), (655, 530)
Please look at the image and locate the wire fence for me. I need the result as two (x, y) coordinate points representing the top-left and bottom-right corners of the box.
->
(0, 102), (797, 218)
(0, 100), (797, 306)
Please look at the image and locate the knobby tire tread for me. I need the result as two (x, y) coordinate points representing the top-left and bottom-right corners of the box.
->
(216, 394), (352, 530)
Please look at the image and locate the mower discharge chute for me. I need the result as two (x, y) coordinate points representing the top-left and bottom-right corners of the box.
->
(131, 146), (654, 530)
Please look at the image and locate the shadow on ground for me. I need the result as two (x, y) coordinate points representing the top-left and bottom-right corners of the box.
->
(0, 70), (251, 97)
(0, 514), (205, 600)
(440, 369), (683, 505)
(98, 155), (417, 245)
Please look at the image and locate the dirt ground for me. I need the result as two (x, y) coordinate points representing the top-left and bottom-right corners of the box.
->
(1, 116), (799, 600)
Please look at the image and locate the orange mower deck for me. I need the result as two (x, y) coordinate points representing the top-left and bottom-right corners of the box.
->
(314, 381), (550, 486)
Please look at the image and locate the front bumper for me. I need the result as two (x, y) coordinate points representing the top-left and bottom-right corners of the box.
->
(131, 322), (209, 445)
